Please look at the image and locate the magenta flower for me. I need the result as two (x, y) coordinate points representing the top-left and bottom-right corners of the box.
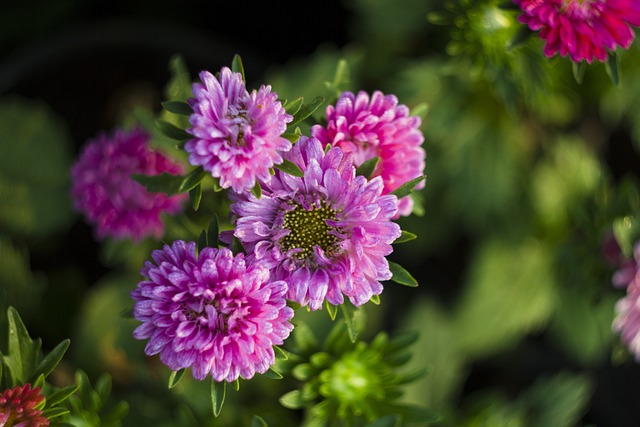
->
(230, 136), (402, 310)
(130, 241), (294, 382)
(185, 68), (293, 193)
(311, 90), (425, 217)
(0, 384), (49, 427)
(514, 0), (640, 63)
(71, 127), (186, 241)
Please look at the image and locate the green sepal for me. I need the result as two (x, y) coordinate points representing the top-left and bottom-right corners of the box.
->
(288, 96), (325, 127)
(189, 184), (202, 210)
(390, 175), (425, 199)
(356, 157), (379, 179)
(393, 230), (417, 244)
(155, 119), (191, 141)
(231, 54), (246, 83)
(232, 378), (240, 391)
(388, 261), (419, 287)
(211, 379), (226, 418)
(273, 345), (289, 360)
(605, 51), (620, 86)
(251, 415), (269, 427)
(279, 390), (305, 409)
(282, 132), (302, 143)
(168, 369), (187, 389)
(370, 294), (381, 305)
(252, 181), (262, 199)
(263, 367), (283, 379)
(28, 339), (70, 384)
(161, 101), (193, 115)
(274, 159), (305, 177)
(326, 301), (338, 321)
(572, 61), (586, 85)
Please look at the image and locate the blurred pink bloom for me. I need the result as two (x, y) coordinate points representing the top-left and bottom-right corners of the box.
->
(514, 0), (640, 63)
(71, 127), (186, 241)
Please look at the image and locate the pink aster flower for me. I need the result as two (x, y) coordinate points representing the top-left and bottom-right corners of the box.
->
(0, 384), (49, 427)
(185, 68), (293, 193)
(230, 136), (402, 310)
(71, 127), (186, 241)
(311, 90), (425, 217)
(613, 280), (640, 360)
(514, 0), (640, 63)
(130, 241), (294, 382)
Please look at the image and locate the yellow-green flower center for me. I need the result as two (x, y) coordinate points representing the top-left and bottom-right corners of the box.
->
(280, 202), (338, 260)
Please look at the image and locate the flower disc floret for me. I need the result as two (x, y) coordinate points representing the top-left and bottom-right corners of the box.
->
(70, 127), (186, 241)
(185, 67), (293, 193)
(0, 384), (49, 427)
(231, 136), (402, 310)
(311, 90), (425, 217)
(514, 0), (640, 63)
(130, 241), (294, 382)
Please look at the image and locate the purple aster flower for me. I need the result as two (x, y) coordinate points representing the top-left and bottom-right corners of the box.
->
(130, 241), (294, 382)
(230, 136), (402, 310)
(514, 0), (640, 63)
(184, 68), (293, 193)
(70, 127), (186, 241)
(0, 384), (49, 427)
(311, 90), (425, 217)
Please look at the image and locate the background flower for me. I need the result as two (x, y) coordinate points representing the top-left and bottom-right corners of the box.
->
(185, 68), (293, 193)
(70, 127), (186, 241)
(311, 90), (425, 217)
(231, 136), (401, 310)
(130, 241), (294, 382)
(514, 0), (640, 63)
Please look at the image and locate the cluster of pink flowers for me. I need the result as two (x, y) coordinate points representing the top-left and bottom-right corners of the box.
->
(514, 0), (640, 63)
(70, 64), (425, 383)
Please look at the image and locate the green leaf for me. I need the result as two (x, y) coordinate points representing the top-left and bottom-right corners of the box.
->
(340, 302), (365, 343)
(356, 157), (379, 178)
(211, 379), (226, 418)
(388, 261), (419, 287)
(232, 54), (246, 83)
(273, 345), (289, 360)
(189, 184), (202, 210)
(164, 54), (192, 102)
(281, 132), (302, 143)
(605, 51), (620, 86)
(326, 301), (338, 321)
(94, 373), (112, 405)
(410, 102), (429, 121)
(45, 384), (79, 407)
(251, 415), (269, 427)
(208, 214), (220, 248)
(198, 230), (208, 254)
(41, 406), (71, 419)
(279, 390), (305, 409)
(263, 368), (283, 379)
(28, 339), (70, 383)
(284, 97), (304, 116)
(231, 236), (246, 255)
(507, 25), (532, 50)
(4, 306), (40, 383)
(288, 96), (325, 127)
(168, 369), (187, 389)
(572, 61), (586, 85)
(390, 175), (425, 199)
(161, 101), (193, 115)
(132, 173), (182, 195)
(393, 230), (417, 244)
(252, 181), (262, 199)
(370, 294), (381, 305)
(273, 159), (305, 177)
(178, 167), (208, 193)
(155, 119), (191, 141)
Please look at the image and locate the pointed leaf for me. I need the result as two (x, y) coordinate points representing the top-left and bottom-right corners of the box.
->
(340, 302), (364, 343)
(155, 119), (191, 141)
(29, 339), (70, 383)
(284, 97), (304, 116)
(251, 181), (262, 199)
(288, 96), (325, 127)
(231, 54), (246, 83)
(251, 415), (269, 427)
(263, 368), (283, 379)
(326, 301), (338, 321)
(393, 230), (417, 244)
(189, 184), (202, 210)
(178, 167), (208, 193)
(356, 156), (379, 178)
(605, 52), (620, 86)
(390, 175), (425, 199)
(132, 173), (182, 195)
(41, 406), (71, 419)
(46, 384), (79, 407)
(198, 230), (208, 254)
(370, 294), (381, 305)
(231, 236), (246, 255)
(168, 369), (187, 389)
(274, 159), (304, 177)
(572, 61), (586, 85)
(161, 101), (193, 115)
(273, 345), (289, 360)
(389, 261), (419, 287)
(211, 379), (226, 418)
(5, 306), (40, 382)
(208, 214), (220, 248)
